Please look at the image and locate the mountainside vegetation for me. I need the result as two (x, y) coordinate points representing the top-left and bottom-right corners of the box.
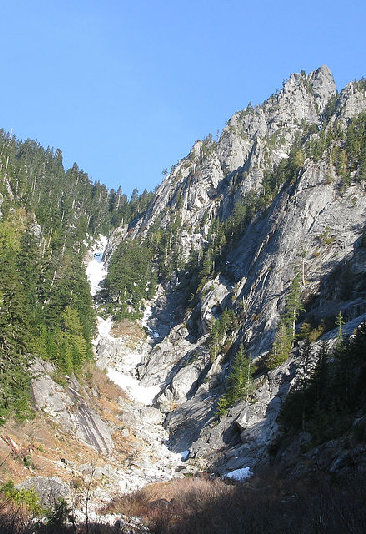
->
(2, 69), (365, 431)
(0, 131), (153, 422)
(100, 70), (366, 477)
(280, 322), (366, 445)
(1, 67), (366, 533)
(103, 101), (366, 331)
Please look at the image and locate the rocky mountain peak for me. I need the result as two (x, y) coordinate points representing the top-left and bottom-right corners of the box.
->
(117, 68), (366, 482)
(308, 64), (336, 111)
(1, 62), (365, 532)
(121, 66), (339, 256)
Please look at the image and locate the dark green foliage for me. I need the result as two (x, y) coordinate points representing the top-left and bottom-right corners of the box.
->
(263, 142), (305, 196)
(111, 187), (154, 228)
(0, 130), (153, 237)
(279, 339), (320, 431)
(321, 94), (338, 124)
(267, 273), (304, 369)
(149, 212), (185, 280)
(216, 345), (253, 417)
(280, 322), (366, 444)
(0, 211), (35, 422)
(222, 192), (264, 244)
(179, 128), (314, 309)
(177, 191), (269, 308)
(0, 129), (154, 422)
(102, 239), (155, 319)
(200, 133), (217, 159)
(209, 309), (237, 361)
(100, 203), (183, 319)
(0, 481), (43, 516)
(305, 110), (366, 184)
(335, 311), (344, 349)
(126, 108), (323, 314)
(45, 498), (71, 530)
(344, 112), (366, 180)
(354, 77), (366, 92)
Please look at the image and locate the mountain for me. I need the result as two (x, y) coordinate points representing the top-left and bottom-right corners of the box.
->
(104, 64), (366, 476)
(0, 65), (366, 532)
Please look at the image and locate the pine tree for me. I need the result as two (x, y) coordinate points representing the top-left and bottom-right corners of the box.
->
(216, 345), (253, 417)
(335, 310), (344, 349)
(310, 342), (328, 406)
(284, 272), (304, 338)
(268, 272), (304, 369)
(0, 127), (157, 423)
(0, 215), (33, 422)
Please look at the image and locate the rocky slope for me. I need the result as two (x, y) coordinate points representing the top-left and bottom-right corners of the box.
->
(129, 66), (336, 248)
(108, 65), (366, 477)
(0, 240), (189, 529)
(3, 66), (365, 530)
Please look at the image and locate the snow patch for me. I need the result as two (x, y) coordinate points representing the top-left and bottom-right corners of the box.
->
(274, 150), (289, 160)
(107, 367), (160, 406)
(224, 467), (253, 481)
(86, 235), (108, 296)
(140, 305), (161, 340)
(85, 235), (189, 492)
(92, 316), (113, 346)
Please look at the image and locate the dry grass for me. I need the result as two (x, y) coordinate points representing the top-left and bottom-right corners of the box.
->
(83, 363), (128, 426)
(110, 319), (146, 341)
(105, 470), (366, 534)
(85, 364), (126, 401)
(107, 475), (233, 519)
(0, 499), (124, 534)
(0, 414), (112, 486)
(0, 361), (134, 487)
(0, 499), (33, 534)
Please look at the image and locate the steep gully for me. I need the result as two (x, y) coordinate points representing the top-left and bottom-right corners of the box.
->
(82, 68), (366, 491)
(86, 236), (251, 485)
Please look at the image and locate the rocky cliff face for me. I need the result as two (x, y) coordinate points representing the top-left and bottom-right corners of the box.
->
(109, 66), (366, 477)
(126, 66), (336, 250)
(4, 67), (365, 529)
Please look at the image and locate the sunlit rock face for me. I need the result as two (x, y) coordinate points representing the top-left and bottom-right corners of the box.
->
(30, 67), (363, 501)
(122, 66), (336, 253)
(10, 68), (365, 520)
(112, 67), (366, 476)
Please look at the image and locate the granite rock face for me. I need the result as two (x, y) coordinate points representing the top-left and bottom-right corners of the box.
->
(15, 67), (366, 524)
(34, 67), (363, 495)
(18, 477), (70, 507)
(117, 67), (366, 475)
(31, 360), (114, 455)
(129, 66), (336, 256)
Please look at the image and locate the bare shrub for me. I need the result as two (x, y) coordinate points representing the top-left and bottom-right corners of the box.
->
(105, 471), (366, 534)
(0, 499), (34, 534)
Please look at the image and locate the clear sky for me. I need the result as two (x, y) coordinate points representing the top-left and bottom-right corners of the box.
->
(0, 0), (364, 197)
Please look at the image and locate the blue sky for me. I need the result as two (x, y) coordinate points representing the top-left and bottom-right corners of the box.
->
(0, 1), (365, 197)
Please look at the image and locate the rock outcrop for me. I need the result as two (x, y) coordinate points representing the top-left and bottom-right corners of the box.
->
(128, 66), (336, 251)
(12, 67), (366, 518)
(32, 360), (114, 455)
(112, 66), (366, 476)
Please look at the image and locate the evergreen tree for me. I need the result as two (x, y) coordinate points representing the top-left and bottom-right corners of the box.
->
(280, 322), (366, 444)
(0, 213), (34, 422)
(268, 272), (304, 369)
(335, 310), (344, 349)
(102, 238), (155, 319)
(217, 345), (253, 417)
(0, 127), (155, 422)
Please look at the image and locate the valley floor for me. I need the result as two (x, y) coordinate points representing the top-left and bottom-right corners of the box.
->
(1, 468), (365, 533)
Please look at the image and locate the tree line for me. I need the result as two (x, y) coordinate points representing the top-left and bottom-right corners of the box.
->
(0, 130), (153, 422)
